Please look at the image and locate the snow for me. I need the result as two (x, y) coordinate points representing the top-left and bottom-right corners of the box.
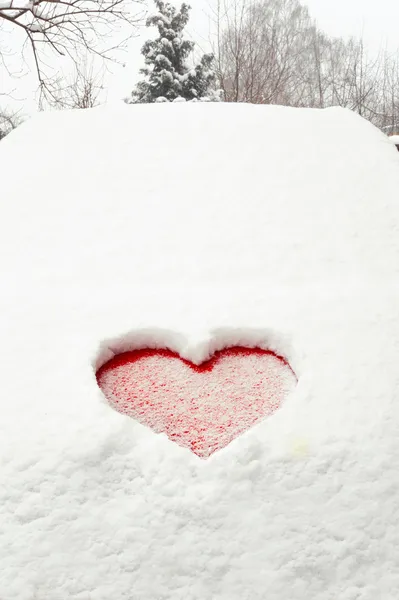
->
(389, 134), (399, 144)
(1, 102), (399, 598)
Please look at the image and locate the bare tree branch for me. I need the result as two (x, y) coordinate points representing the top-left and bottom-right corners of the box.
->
(0, 0), (145, 103)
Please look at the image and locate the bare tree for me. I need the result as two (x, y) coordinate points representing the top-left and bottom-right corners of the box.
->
(47, 59), (104, 109)
(0, 106), (22, 139)
(212, 0), (317, 105)
(211, 0), (248, 102)
(0, 0), (145, 103)
(375, 49), (399, 134)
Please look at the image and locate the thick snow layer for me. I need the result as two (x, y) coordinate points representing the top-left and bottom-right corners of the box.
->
(1, 102), (399, 599)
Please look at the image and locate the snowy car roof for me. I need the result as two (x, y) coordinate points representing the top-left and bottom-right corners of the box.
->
(1, 103), (399, 599)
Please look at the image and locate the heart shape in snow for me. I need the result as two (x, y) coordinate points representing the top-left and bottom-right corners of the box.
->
(96, 347), (296, 458)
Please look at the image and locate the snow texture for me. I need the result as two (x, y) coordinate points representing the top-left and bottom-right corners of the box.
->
(1, 102), (399, 599)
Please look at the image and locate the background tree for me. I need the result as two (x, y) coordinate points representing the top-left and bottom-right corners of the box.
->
(213, 0), (315, 104)
(130, 1), (218, 103)
(0, 0), (144, 103)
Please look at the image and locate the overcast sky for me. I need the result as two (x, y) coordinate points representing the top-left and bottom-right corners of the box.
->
(2, 0), (399, 113)
(298, 0), (399, 45)
(194, 0), (399, 54)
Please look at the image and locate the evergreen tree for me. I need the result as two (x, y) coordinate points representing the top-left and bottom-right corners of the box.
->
(130, 1), (218, 103)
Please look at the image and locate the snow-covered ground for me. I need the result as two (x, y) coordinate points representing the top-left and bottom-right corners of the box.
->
(1, 102), (399, 599)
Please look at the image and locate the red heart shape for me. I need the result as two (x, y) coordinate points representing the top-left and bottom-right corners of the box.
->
(96, 347), (296, 458)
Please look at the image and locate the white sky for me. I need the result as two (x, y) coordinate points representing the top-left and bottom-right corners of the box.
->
(2, 0), (399, 114)
(304, 0), (399, 48)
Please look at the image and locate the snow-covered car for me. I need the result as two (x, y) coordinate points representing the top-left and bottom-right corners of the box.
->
(1, 103), (399, 599)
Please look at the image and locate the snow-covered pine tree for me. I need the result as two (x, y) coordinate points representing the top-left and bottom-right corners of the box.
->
(129, 1), (219, 103)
